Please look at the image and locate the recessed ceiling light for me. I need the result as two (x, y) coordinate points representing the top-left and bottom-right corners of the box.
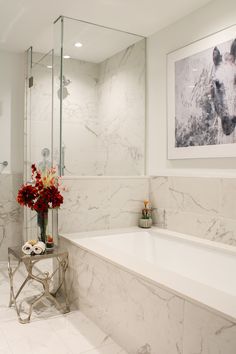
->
(63, 55), (71, 59)
(47, 65), (53, 69)
(74, 42), (83, 48)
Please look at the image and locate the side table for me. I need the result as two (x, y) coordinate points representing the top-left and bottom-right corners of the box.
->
(8, 246), (70, 324)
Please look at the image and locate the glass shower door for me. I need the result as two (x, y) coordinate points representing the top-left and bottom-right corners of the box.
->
(24, 49), (54, 241)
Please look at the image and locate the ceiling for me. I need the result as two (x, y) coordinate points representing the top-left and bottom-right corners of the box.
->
(0, 0), (213, 54)
(60, 17), (144, 63)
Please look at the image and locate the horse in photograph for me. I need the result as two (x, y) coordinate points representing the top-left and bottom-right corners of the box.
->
(176, 39), (236, 147)
(212, 39), (236, 136)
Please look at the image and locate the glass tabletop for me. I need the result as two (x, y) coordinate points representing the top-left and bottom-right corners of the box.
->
(8, 245), (68, 261)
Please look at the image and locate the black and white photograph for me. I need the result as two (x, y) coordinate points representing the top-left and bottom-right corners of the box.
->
(168, 25), (236, 159)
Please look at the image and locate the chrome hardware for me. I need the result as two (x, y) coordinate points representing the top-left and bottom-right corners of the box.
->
(0, 161), (8, 167)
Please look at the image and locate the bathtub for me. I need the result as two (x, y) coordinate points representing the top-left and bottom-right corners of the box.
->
(60, 226), (236, 322)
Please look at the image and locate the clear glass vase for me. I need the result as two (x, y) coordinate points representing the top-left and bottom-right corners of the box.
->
(37, 211), (48, 243)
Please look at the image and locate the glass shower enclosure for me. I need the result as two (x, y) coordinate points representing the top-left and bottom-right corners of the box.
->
(53, 16), (146, 177)
(24, 47), (54, 241)
(24, 15), (146, 240)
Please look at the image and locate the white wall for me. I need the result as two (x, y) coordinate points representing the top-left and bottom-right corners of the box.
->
(147, 0), (236, 175)
(0, 50), (24, 173)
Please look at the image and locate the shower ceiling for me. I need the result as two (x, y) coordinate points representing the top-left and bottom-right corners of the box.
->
(0, 0), (213, 54)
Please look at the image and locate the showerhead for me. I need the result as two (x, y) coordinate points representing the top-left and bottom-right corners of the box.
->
(0, 161), (8, 167)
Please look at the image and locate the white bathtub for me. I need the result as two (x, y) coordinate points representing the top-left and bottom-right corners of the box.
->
(60, 227), (236, 322)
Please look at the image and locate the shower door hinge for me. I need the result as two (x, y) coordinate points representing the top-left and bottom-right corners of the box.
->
(29, 76), (34, 88)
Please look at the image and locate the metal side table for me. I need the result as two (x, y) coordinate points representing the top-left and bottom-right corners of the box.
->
(8, 246), (70, 324)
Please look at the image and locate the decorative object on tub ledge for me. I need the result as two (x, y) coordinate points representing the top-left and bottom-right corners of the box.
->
(139, 200), (152, 228)
(168, 24), (236, 159)
(22, 240), (46, 255)
(17, 164), (64, 244)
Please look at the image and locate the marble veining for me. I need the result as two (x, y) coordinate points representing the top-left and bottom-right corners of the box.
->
(59, 177), (149, 234)
(0, 174), (23, 261)
(60, 237), (236, 354)
(150, 176), (236, 246)
(0, 262), (127, 354)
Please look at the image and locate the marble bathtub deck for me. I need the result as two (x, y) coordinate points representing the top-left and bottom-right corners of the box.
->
(0, 263), (127, 354)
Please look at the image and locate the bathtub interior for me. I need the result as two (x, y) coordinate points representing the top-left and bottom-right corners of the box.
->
(63, 228), (236, 296)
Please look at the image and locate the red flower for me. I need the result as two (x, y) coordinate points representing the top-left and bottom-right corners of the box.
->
(16, 164), (64, 212)
(17, 185), (38, 209)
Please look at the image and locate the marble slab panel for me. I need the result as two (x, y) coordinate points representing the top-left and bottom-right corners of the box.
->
(0, 174), (23, 261)
(168, 177), (220, 216)
(183, 302), (236, 354)
(61, 237), (236, 354)
(59, 177), (149, 234)
(60, 238), (184, 354)
(150, 176), (236, 246)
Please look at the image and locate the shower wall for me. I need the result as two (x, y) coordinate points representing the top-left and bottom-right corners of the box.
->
(62, 39), (145, 176)
(0, 50), (24, 260)
(32, 41), (145, 175)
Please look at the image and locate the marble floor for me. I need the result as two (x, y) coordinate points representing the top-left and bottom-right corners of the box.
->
(0, 262), (127, 354)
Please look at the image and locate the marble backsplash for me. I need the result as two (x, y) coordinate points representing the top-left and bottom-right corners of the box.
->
(150, 176), (236, 246)
(0, 174), (23, 261)
(59, 177), (149, 234)
(59, 175), (236, 246)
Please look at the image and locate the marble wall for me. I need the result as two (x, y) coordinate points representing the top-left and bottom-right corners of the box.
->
(59, 177), (149, 234)
(60, 237), (236, 354)
(150, 176), (236, 246)
(61, 39), (146, 176)
(59, 175), (236, 246)
(0, 174), (23, 261)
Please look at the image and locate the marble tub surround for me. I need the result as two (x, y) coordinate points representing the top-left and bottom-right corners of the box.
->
(59, 235), (236, 354)
(150, 176), (236, 246)
(59, 177), (149, 234)
(0, 173), (23, 261)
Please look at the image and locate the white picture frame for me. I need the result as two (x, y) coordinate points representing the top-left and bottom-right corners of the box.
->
(167, 24), (236, 159)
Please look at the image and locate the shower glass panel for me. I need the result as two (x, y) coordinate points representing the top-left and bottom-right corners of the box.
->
(54, 16), (146, 176)
(24, 49), (54, 240)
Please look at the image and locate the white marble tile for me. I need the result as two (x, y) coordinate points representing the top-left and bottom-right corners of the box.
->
(59, 177), (149, 234)
(109, 178), (149, 229)
(183, 301), (236, 354)
(168, 177), (220, 216)
(166, 209), (219, 240)
(220, 178), (236, 219)
(45, 312), (114, 354)
(149, 176), (236, 247)
(214, 217), (236, 246)
(149, 176), (168, 209)
(65, 242), (184, 354)
(0, 262), (126, 354)
(59, 179), (110, 234)
(0, 173), (23, 261)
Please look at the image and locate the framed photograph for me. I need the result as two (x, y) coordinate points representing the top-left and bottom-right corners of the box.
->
(167, 25), (236, 159)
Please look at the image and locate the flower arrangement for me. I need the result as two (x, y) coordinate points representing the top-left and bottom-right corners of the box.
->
(17, 164), (64, 244)
(141, 200), (152, 219)
(17, 164), (63, 212)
